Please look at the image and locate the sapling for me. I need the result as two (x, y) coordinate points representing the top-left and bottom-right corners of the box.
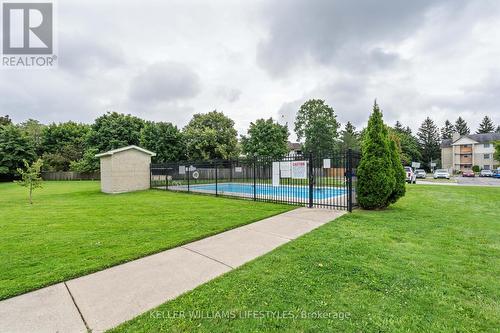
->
(16, 159), (43, 204)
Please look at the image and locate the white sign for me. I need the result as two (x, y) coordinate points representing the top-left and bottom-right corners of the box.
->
(235, 167), (243, 173)
(272, 162), (280, 186)
(179, 166), (186, 175)
(280, 162), (291, 178)
(323, 159), (331, 169)
(430, 162), (437, 167)
(291, 160), (308, 179)
(411, 162), (421, 168)
(192, 171), (199, 179)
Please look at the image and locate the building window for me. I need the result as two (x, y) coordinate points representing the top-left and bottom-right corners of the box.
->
(484, 143), (490, 148)
(484, 165), (490, 170)
(484, 154), (490, 159)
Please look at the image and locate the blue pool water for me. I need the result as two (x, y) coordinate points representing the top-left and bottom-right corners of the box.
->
(186, 183), (346, 200)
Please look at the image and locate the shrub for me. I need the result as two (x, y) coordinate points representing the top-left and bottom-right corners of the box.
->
(388, 136), (406, 204)
(356, 102), (395, 209)
(472, 165), (480, 173)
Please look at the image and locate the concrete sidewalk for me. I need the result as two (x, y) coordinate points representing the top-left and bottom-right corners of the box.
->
(0, 208), (345, 333)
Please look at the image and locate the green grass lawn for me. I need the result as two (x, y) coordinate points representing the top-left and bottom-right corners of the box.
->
(111, 185), (500, 332)
(0, 181), (292, 300)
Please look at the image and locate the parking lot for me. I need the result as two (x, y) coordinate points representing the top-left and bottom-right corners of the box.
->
(456, 176), (500, 186)
(418, 176), (500, 187)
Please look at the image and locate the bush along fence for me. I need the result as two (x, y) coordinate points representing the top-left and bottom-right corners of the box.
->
(151, 150), (360, 211)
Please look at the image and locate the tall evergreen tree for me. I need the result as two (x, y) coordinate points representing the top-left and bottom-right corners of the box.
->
(417, 117), (441, 169)
(454, 116), (470, 135)
(441, 120), (454, 139)
(338, 121), (360, 151)
(356, 101), (395, 209)
(394, 121), (405, 133)
(0, 115), (12, 126)
(476, 116), (495, 134)
(496, 125), (500, 134)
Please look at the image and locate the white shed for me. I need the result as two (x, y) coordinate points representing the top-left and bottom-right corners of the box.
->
(96, 145), (156, 194)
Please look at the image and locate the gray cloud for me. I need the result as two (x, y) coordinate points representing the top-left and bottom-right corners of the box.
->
(256, 0), (462, 77)
(215, 86), (242, 103)
(58, 33), (126, 76)
(276, 76), (372, 139)
(1, 0), (499, 136)
(129, 62), (201, 105)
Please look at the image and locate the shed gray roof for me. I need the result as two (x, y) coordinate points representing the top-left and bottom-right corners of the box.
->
(441, 133), (500, 148)
(287, 142), (302, 151)
(95, 145), (156, 157)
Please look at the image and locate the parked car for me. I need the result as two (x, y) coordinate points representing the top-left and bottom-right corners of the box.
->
(404, 166), (416, 184)
(493, 170), (500, 179)
(462, 170), (475, 177)
(415, 169), (427, 179)
(479, 170), (493, 177)
(433, 169), (450, 179)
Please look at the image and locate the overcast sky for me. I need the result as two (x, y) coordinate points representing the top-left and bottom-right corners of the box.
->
(2, 0), (500, 139)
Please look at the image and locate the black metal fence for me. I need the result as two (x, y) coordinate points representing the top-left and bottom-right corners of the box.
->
(150, 150), (360, 211)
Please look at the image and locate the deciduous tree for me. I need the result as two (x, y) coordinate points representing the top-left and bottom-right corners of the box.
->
(69, 148), (100, 173)
(392, 122), (421, 165)
(0, 125), (36, 176)
(140, 121), (186, 162)
(87, 112), (145, 153)
(19, 119), (45, 155)
(183, 110), (239, 160)
(16, 159), (43, 204)
(494, 141), (500, 162)
(294, 99), (340, 155)
(241, 118), (289, 158)
(387, 133), (406, 204)
(41, 121), (91, 171)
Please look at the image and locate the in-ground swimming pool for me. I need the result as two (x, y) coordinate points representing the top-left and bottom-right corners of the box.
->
(180, 183), (346, 200)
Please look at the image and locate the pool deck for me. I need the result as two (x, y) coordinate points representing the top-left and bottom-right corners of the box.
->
(0, 208), (345, 333)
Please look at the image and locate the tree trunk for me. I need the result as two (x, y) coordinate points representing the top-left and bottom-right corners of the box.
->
(29, 183), (33, 205)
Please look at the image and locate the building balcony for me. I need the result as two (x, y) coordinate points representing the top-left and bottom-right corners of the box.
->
(459, 148), (472, 154)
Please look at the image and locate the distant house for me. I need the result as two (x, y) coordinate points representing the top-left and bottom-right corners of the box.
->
(287, 142), (303, 156)
(441, 133), (500, 172)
